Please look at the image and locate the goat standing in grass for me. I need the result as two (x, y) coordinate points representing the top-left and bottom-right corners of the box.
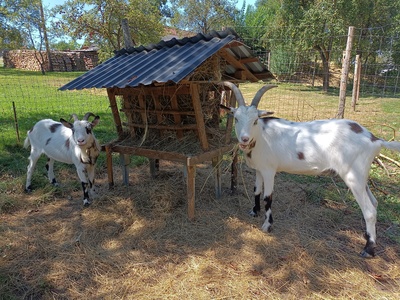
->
(24, 112), (100, 206)
(220, 81), (400, 257)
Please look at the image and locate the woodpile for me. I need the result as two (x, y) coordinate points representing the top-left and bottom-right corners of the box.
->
(2, 49), (98, 72)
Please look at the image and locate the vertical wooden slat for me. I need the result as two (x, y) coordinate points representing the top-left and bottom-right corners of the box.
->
(171, 93), (183, 138)
(151, 91), (164, 136)
(224, 88), (236, 144)
(186, 163), (196, 220)
(191, 83), (209, 151)
(107, 88), (124, 139)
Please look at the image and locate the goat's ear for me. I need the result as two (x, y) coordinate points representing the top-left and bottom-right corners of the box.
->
(91, 116), (100, 127)
(60, 118), (73, 129)
(220, 104), (235, 114)
(258, 110), (274, 118)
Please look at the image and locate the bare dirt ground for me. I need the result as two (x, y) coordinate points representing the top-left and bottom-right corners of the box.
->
(1, 157), (400, 299)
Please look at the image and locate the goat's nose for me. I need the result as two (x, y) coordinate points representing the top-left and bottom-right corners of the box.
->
(241, 136), (249, 143)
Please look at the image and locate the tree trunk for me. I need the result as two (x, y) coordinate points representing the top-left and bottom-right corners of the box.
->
(314, 45), (330, 92)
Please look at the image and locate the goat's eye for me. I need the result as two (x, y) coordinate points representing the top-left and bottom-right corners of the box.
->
(234, 118), (238, 123)
(253, 119), (258, 125)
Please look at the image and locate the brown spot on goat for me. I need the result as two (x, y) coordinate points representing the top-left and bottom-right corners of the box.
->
(49, 123), (61, 133)
(349, 122), (363, 134)
(370, 132), (380, 142)
(65, 139), (70, 150)
(297, 152), (305, 160)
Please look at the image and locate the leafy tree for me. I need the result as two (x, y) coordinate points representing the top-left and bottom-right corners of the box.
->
(51, 0), (165, 61)
(247, 0), (400, 91)
(0, 1), (25, 49)
(169, 0), (238, 34)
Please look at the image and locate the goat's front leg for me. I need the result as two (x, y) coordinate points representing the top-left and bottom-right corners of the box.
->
(76, 166), (91, 207)
(260, 169), (276, 233)
(46, 157), (58, 186)
(250, 170), (263, 217)
(86, 164), (96, 197)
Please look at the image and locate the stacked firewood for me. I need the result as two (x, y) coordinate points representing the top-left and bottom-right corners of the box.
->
(3, 49), (98, 72)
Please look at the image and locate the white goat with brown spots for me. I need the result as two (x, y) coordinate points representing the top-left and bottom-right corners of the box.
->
(220, 81), (400, 257)
(24, 113), (100, 206)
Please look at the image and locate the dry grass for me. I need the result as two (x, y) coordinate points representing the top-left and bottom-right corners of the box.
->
(0, 156), (399, 299)
(1, 81), (400, 299)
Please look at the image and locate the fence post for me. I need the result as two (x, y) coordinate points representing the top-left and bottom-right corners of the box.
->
(337, 26), (355, 118)
(351, 54), (361, 110)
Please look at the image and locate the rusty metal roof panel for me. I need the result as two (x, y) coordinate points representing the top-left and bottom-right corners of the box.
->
(60, 28), (273, 91)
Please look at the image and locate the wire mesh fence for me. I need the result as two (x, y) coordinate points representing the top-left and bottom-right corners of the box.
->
(1, 25), (399, 147)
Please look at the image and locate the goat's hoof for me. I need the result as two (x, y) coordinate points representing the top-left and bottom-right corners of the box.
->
(83, 199), (91, 207)
(249, 210), (259, 217)
(261, 223), (273, 233)
(25, 186), (32, 193)
(360, 249), (375, 258)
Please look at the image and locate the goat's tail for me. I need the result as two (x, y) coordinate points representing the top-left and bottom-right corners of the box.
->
(382, 140), (400, 152)
(23, 135), (31, 149)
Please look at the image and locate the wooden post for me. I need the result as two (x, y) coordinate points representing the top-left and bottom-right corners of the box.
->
(120, 154), (130, 186)
(337, 26), (355, 119)
(105, 144), (114, 188)
(107, 88), (124, 139)
(186, 163), (196, 220)
(231, 150), (238, 194)
(212, 156), (222, 198)
(12, 102), (20, 143)
(351, 54), (361, 111)
(191, 83), (209, 151)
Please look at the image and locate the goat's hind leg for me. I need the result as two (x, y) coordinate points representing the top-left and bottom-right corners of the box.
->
(25, 149), (41, 192)
(344, 173), (378, 257)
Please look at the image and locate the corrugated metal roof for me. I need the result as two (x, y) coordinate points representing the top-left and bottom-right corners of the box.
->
(60, 28), (274, 91)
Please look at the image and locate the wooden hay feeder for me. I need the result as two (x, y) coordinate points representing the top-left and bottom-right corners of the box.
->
(105, 77), (238, 220)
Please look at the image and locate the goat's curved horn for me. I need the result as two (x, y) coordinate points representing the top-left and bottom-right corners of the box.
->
(83, 112), (95, 121)
(220, 81), (246, 106)
(250, 85), (278, 108)
(71, 114), (79, 121)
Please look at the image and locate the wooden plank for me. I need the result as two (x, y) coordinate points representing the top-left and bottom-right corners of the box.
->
(187, 144), (235, 165)
(218, 48), (259, 82)
(190, 83), (209, 151)
(113, 84), (191, 96)
(123, 122), (197, 130)
(120, 108), (195, 116)
(107, 88), (124, 139)
(112, 145), (187, 162)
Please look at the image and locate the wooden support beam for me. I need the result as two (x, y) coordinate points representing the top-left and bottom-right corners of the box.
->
(191, 83), (209, 151)
(218, 48), (259, 82)
(107, 88), (124, 139)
